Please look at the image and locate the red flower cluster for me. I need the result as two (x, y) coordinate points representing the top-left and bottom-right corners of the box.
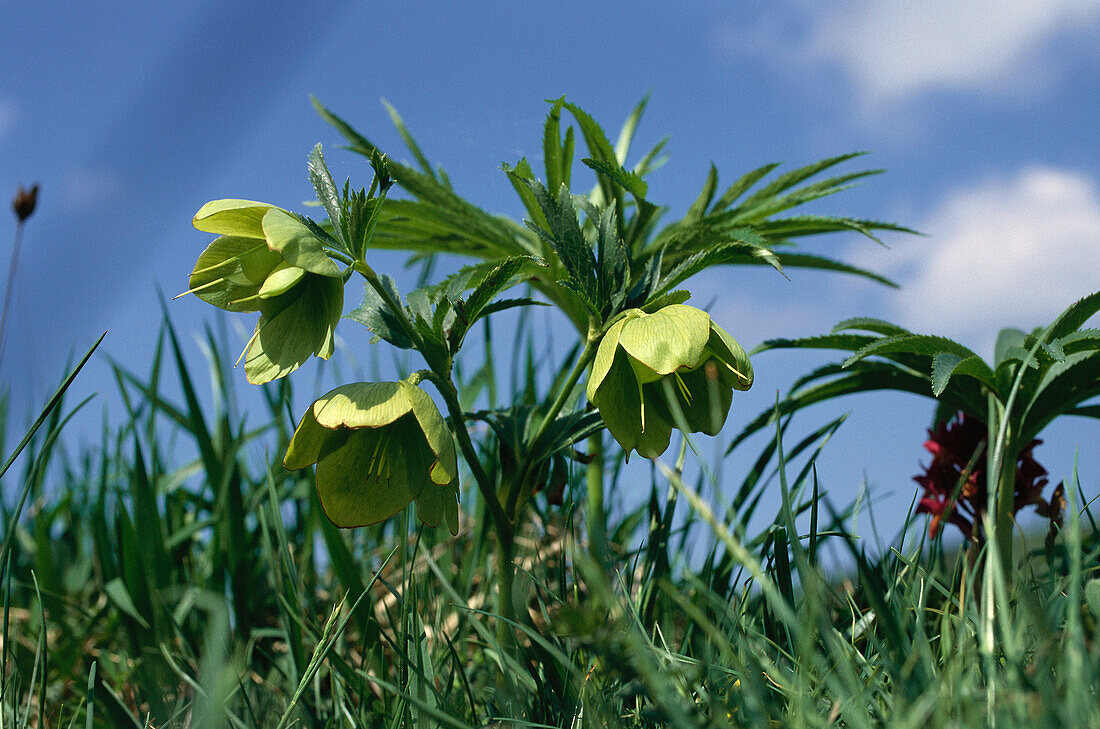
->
(913, 411), (1062, 541)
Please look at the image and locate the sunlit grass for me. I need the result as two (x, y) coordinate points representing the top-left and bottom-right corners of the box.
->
(0, 317), (1095, 728)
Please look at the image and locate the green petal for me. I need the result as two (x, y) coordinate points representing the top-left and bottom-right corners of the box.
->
(587, 316), (630, 401)
(706, 322), (754, 391)
(193, 199), (275, 238)
(261, 208), (342, 277)
(617, 304), (710, 380)
(402, 382), (459, 484)
(259, 262), (306, 299)
(312, 382), (411, 429)
(314, 415), (434, 528)
(647, 366), (733, 436)
(414, 483), (459, 533)
(593, 349), (672, 460)
(284, 406), (329, 470)
(244, 276), (344, 384)
(188, 236), (281, 312)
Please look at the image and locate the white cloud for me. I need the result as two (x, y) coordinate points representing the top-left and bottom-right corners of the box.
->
(721, 2), (1100, 105)
(881, 167), (1100, 356)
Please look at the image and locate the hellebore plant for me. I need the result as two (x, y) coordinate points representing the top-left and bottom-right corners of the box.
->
(732, 292), (1100, 568)
(184, 97), (901, 635)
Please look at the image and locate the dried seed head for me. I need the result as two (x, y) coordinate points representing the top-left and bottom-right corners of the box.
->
(12, 184), (38, 223)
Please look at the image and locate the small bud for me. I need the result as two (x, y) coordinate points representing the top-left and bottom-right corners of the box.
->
(12, 184), (38, 223)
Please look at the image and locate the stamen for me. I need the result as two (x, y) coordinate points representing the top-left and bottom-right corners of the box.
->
(674, 371), (693, 404)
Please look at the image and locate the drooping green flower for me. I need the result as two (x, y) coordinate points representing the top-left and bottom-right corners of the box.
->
(283, 379), (460, 534)
(586, 304), (753, 459)
(186, 199), (344, 384)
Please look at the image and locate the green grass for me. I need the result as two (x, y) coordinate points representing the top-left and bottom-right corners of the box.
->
(0, 319), (1097, 728)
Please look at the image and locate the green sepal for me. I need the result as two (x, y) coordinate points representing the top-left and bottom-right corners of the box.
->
(244, 274), (343, 384)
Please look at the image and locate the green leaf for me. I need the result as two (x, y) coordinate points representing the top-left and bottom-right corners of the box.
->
(523, 180), (596, 298)
(308, 143), (342, 231)
(654, 239), (782, 299)
(542, 97), (566, 193)
(613, 93), (650, 165)
(1047, 289), (1100, 340)
(844, 334), (980, 368)
(581, 157), (648, 199)
(710, 162), (782, 212)
(347, 276), (415, 349)
(932, 352), (996, 396)
(832, 318), (912, 336)
(685, 164), (719, 223)
(382, 98), (437, 181)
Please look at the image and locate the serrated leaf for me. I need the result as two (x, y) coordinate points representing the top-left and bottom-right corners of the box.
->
(844, 334), (981, 368)
(1047, 289), (1100, 340)
(308, 143), (342, 231)
(523, 180), (597, 298)
(931, 352), (995, 396)
(711, 162), (782, 212)
(685, 164), (719, 223)
(543, 97), (566, 192)
(614, 93), (649, 165)
(640, 289), (691, 312)
(381, 98), (437, 181)
(654, 239), (781, 299)
(832, 318), (911, 337)
(582, 157), (648, 199)
(347, 277), (414, 349)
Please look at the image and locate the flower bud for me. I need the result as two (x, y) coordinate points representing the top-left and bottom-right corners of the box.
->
(12, 184), (38, 223)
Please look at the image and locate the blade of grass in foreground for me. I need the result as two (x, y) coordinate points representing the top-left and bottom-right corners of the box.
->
(0, 332), (105, 577)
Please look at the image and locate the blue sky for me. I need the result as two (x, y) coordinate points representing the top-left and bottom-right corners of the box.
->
(2, 1), (1098, 545)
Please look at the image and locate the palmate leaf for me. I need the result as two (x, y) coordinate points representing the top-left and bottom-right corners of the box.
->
(736, 152), (870, 210)
(757, 215), (917, 243)
(753, 332), (882, 356)
(710, 162), (783, 213)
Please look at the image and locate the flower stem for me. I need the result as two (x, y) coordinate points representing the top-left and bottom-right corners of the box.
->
(505, 334), (599, 519)
(0, 221), (25, 373)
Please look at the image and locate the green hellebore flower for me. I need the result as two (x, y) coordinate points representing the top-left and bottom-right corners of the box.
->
(186, 199), (344, 384)
(284, 380), (460, 535)
(586, 304), (753, 460)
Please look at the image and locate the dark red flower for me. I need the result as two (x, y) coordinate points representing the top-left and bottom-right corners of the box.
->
(913, 411), (1060, 542)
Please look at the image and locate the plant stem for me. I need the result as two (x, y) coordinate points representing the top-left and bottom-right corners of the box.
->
(586, 435), (608, 565)
(425, 371), (512, 546)
(506, 335), (599, 518)
(0, 221), (25, 373)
